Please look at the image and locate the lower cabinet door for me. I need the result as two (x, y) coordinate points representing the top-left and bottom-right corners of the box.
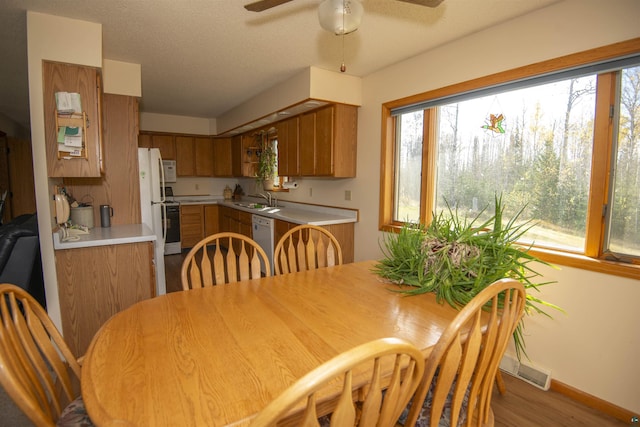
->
(55, 241), (155, 356)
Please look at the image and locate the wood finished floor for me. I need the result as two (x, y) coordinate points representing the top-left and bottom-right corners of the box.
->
(492, 374), (627, 426)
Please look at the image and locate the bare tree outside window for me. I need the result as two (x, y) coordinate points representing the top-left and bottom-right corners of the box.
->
(607, 66), (640, 257)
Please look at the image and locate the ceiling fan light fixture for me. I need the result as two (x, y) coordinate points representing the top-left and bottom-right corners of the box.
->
(318, 0), (363, 35)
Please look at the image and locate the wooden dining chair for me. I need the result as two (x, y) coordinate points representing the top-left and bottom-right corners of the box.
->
(249, 337), (425, 427)
(181, 232), (271, 290)
(273, 224), (343, 275)
(402, 279), (526, 427)
(0, 283), (93, 427)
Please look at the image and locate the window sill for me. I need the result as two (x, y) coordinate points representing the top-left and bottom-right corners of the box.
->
(528, 248), (640, 281)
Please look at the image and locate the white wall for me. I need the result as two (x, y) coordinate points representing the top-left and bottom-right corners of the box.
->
(102, 59), (141, 97)
(216, 66), (362, 134)
(353, 0), (640, 414)
(27, 11), (103, 332)
(140, 112), (213, 135)
(0, 113), (30, 139)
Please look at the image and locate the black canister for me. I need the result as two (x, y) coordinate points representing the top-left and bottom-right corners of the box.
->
(100, 204), (113, 227)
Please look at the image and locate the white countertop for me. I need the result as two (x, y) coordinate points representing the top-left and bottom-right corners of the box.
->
(53, 223), (156, 250)
(172, 196), (358, 226)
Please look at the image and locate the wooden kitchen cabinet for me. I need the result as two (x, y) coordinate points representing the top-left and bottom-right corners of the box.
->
(276, 116), (299, 177)
(64, 94), (141, 226)
(232, 135), (243, 177)
(219, 205), (252, 238)
(175, 136), (196, 176)
(152, 134), (176, 160)
(240, 134), (259, 178)
(238, 210), (253, 238)
(274, 219), (355, 264)
(176, 136), (214, 176)
(219, 205), (235, 234)
(299, 103), (357, 177)
(55, 241), (155, 356)
(275, 219), (295, 247)
(204, 205), (219, 237)
(180, 204), (204, 248)
(43, 61), (104, 177)
(139, 132), (176, 160)
(195, 137), (214, 176)
(213, 137), (234, 177)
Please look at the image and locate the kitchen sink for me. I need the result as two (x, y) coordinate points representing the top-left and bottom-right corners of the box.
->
(234, 202), (264, 208)
(234, 202), (280, 211)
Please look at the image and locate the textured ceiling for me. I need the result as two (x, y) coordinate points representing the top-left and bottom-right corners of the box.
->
(0, 0), (559, 131)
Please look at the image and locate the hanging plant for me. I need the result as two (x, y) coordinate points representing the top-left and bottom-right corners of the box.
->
(255, 131), (277, 185)
(372, 194), (564, 359)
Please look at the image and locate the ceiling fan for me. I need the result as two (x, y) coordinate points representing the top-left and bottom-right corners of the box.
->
(243, 0), (444, 71)
(244, 0), (444, 13)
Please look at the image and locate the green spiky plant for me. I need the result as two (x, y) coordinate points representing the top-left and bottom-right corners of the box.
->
(373, 195), (564, 360)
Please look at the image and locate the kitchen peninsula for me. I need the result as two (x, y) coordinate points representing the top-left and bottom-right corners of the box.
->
(52, 224), (157, 356)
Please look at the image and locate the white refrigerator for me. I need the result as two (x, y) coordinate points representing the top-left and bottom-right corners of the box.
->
(138, 147), (167, 295)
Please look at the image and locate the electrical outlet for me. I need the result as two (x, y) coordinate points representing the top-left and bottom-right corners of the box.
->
(195, 184), (200, 190)
(345, 190), (352, 201)
(309, 187), (313, 197)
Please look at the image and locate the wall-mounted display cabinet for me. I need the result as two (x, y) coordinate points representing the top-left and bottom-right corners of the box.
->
(43, 61), (104, 177)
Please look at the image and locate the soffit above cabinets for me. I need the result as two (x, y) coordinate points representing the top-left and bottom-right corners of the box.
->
(219, 99), (329, 137)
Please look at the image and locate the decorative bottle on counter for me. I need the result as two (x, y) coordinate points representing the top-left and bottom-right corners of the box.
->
(223, 186), (233, 200)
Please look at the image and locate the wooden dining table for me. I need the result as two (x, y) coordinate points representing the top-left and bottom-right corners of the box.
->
(81, 260), (464, 426)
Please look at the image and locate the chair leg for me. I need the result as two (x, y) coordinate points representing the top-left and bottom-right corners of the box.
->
(495, 370), (506, 395)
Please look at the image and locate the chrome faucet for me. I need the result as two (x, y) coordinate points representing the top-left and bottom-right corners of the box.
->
(258, 192), (272, 207)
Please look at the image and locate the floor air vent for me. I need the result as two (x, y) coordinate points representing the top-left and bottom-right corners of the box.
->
(499, 354), (551, 391)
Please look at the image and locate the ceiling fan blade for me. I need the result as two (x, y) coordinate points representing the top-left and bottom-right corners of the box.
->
(395, 0), (445, 7)
(244, 0), (295, 12)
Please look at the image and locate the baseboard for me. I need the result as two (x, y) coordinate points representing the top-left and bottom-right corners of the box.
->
(550, 379), (638, 424)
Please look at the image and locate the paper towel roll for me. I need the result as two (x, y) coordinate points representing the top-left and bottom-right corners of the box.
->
(283, 181), (299, 189)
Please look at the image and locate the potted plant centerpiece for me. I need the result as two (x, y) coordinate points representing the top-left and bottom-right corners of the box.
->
(373, 195), (563, 359)
(256, 134), (277, 191)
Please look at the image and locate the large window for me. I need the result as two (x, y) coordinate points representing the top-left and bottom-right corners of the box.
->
(380, 40), (640, 278)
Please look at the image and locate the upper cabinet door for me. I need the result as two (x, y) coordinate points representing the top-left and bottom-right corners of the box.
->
(314, 106), (334, 176)
(43, 61), (103, 177)
(276, 116), (300, 177)
(194, 137), (214, 177)
(299, 112), (316, 176)
(296, 104), (357, 178)
(152, 134), (176, 160)
(213, 137), (233, 177)
(175, 136), (196, 176)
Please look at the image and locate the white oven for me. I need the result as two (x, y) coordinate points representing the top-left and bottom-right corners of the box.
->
(163, 202), (181, 255)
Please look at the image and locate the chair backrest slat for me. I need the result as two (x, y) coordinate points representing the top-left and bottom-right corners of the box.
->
(249, 337), (425, 427)
(404, 279), (526, 427)
(274, 225), (343, 275)
(0, 284), (82, 426)
(181, 232), (271, 290)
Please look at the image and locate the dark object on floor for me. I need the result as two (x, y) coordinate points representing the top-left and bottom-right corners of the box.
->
(0, 213), (46, 308)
